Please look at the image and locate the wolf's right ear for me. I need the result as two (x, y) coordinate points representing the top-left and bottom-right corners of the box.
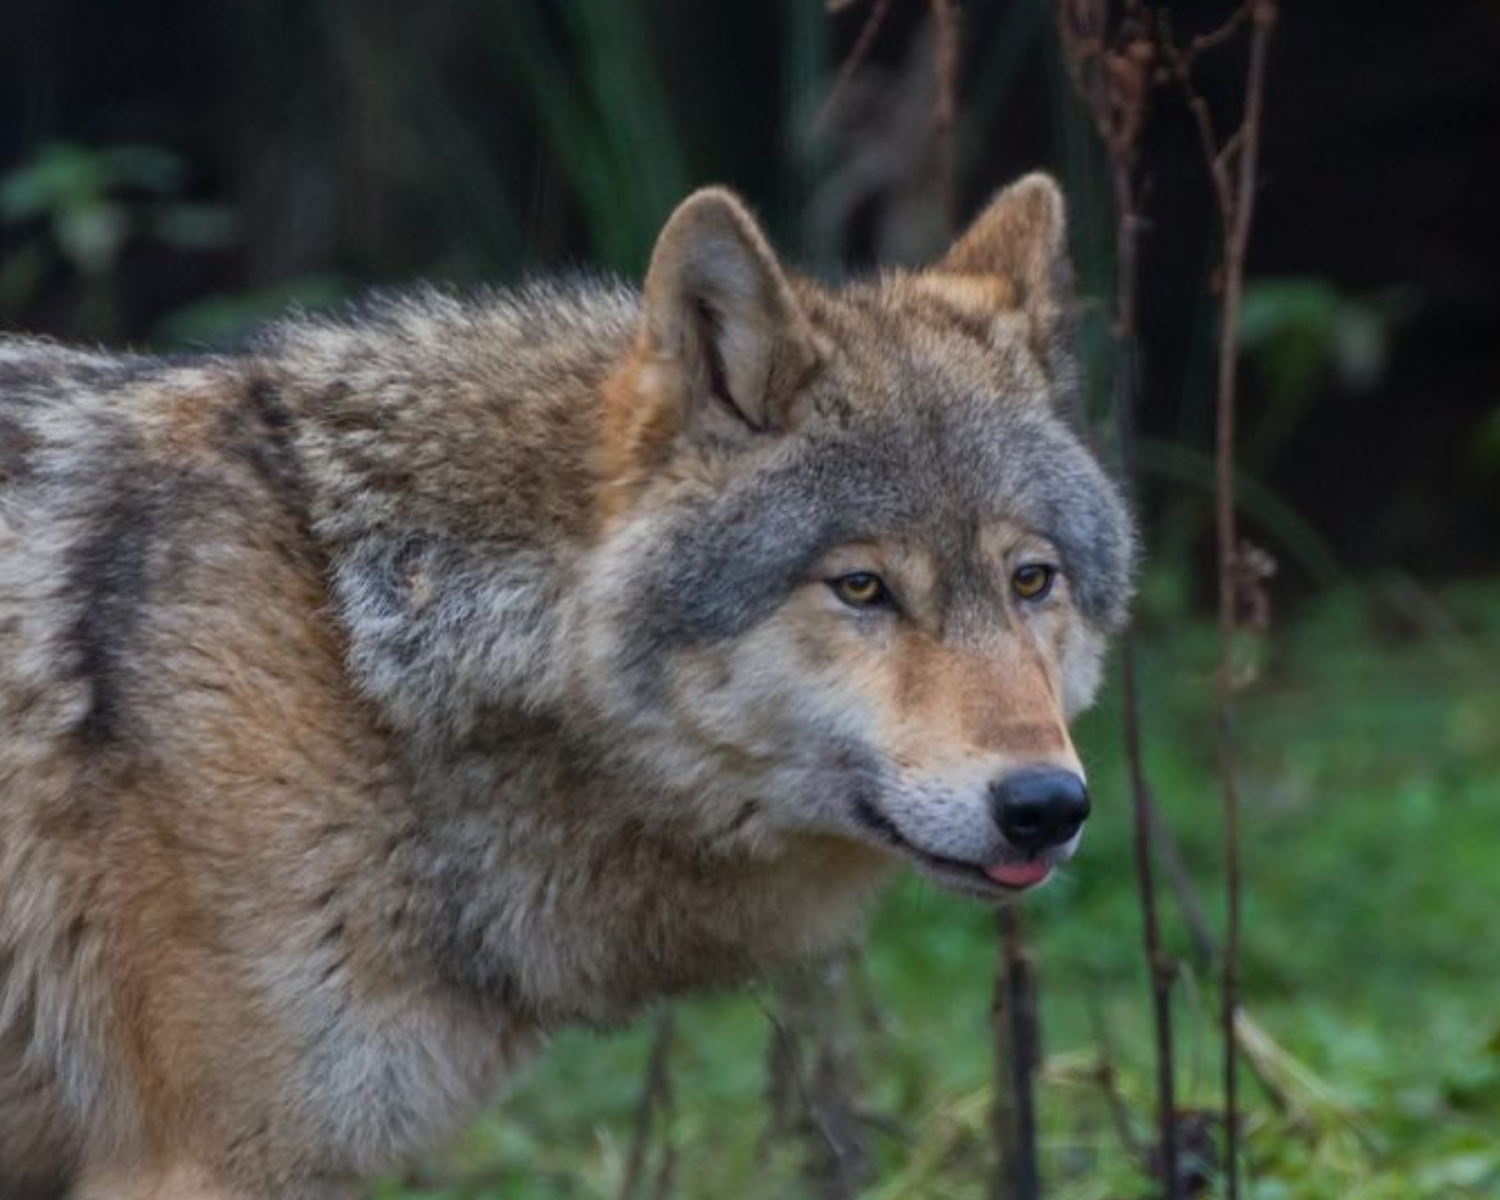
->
(630, 188), (820, 447)
(930, 174), (1076, 392)
(936, 173), (1069, 327)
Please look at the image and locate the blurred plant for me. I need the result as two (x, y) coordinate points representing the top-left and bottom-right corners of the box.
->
(472, 0), (689, 274)
(1159, 7), (1281, 1195)
(993, 907), (1043, 1200)
(0, 141), (235, 337)
(1237, 278), (1413, 467)
(1134, 439), (1341, 595)
(1470, 404), (1500, 474)
(617, 1010), (677, 1200)
(1054, 4), (1185, 1197)
(763, 951), (882, 1200)
(151, 274), (350, 350)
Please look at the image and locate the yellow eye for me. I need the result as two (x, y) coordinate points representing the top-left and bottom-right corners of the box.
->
(1012, 564), (1056, 602)
(830, 572), (891, 609)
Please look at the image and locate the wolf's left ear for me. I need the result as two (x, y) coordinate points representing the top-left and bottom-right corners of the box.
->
(932, 173), (1075, 385)
(636, 188), (820, 443)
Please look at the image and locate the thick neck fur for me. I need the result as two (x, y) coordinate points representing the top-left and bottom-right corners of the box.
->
(253, 285), (885, 1030)
(385, 727), (885, 1026)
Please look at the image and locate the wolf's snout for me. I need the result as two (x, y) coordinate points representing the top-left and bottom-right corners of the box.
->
(990, 768), (1091, 852)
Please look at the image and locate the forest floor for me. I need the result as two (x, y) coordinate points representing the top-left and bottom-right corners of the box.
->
(377, 579), (1500, 1200)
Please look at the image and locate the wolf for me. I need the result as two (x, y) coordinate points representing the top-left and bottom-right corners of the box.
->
(0, 173), (1133, 1199)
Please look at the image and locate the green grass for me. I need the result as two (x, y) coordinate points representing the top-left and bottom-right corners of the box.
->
(377, 580), (1500, 1200)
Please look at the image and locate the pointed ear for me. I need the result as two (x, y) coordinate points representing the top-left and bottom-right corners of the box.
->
(935, 173), (1071, 347)
(939, 173), (1068, 313)
(637, 187), (819, 442)
(929, 173), (1078, 404)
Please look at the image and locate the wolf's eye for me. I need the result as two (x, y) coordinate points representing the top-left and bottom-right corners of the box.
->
(1011, 564), (1057, 602)
(829, 572), (892, 609)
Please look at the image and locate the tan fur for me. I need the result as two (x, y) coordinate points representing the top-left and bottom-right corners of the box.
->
(0, 176), (1133, 1198)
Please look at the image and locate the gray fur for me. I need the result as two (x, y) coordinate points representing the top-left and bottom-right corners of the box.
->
(627, 397), (1132, 662)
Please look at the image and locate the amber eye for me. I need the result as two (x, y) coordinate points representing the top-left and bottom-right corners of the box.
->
(829, 572), (892, 609)
(1011, 563), (1057, 602)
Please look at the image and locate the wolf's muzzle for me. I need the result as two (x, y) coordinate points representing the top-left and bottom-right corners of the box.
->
(989, 768), (1090, 853)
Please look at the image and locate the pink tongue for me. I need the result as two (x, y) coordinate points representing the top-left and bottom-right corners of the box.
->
(985, 860), (1053, 888)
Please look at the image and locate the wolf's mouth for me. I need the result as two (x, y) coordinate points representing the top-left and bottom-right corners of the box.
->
(850, 795), (1055, 898)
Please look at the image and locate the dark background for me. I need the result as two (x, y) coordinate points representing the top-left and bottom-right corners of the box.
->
(2, 0), (1497, 591)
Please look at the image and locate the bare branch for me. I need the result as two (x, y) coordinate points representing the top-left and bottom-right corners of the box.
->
(1055, 4), (1183, 1197)
(618, 1009), (677, 1200)
(762, 956), (875, 1200)
(1162, 4), (1280, 1197)
(928, 0), (961, 230)
(1190, 5), (1252, 58)
(818, 0), (900, 133)
(991, 907), (1041, 1200)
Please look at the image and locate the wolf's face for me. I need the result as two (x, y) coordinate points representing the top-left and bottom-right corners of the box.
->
(577, 177), (1133, 900)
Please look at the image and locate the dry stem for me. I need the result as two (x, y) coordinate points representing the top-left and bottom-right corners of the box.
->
(928, 0), (961, 229)
(817, 0), (899, 131)
(992, 907), (1041, 1200)
(618, 1009), (677, 1200)
(1162, 4), (1279, 1196)
(819, 0), (963, 226)
(1056, 3), (1182, 1195)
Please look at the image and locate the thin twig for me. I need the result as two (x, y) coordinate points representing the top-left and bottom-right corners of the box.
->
(820, 0), (962, 233)
(619, 1009), (676, 1200)
(1085, 996), (1146, 1163)
(817, 0), (900, 132)
(1056, 4), (1183, 1196)
(1120, 641), (1183, 1200)
(1149, 803), (1219, 969)
(1112, 158), (1182, 1193)
(761, 960), (874, 1200)
(992, 906), (1041, 1200)
(1163, 4), (1279, 1197)
(928, 0), (961, 231)
(1217, 9), (1276, 1198)
(1189, 6), (1253, 59)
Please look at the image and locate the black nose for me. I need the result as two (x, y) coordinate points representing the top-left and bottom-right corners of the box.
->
(990, 768), (1091, 852)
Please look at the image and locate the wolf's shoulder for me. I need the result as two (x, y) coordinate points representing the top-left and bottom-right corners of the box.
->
(255, 276), (640, 388)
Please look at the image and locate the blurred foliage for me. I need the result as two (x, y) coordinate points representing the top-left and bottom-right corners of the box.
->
(473, 0), (689, 274)
(1239, 279), (1400, 400)
(150, 273), (349, 349)
(0, 141), (234, 336)
(1469, 404), (1500, 474)
(1237, 279), (1413, 466)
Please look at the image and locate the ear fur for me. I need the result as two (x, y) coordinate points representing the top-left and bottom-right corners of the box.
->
(637, 188), (819, 442)
(938, 172), (1068, 320)
(929, 173), (1078, 402)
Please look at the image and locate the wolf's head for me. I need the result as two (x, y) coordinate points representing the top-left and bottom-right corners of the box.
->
(575, 176), (1134, 900)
